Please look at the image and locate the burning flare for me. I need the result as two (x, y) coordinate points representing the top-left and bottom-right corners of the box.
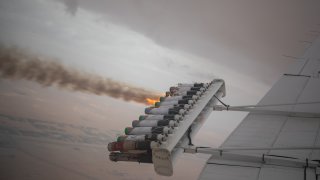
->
(146, 98), (159, 105)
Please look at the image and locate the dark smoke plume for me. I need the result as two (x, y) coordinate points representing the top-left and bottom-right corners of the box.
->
(0, 47), (161, 104)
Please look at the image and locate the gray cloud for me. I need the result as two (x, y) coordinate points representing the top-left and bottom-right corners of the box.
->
(62, 0), (79, 16)
(58, 0), (320, 85)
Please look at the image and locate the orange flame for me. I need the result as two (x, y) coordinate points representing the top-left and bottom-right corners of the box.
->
(146, 98), (158, 105)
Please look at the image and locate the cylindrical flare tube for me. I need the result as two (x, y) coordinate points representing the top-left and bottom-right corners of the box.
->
(124, 127), (172, 135)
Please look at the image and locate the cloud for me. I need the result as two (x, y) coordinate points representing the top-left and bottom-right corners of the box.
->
(0, 92), (24, 97)
(62, 0), (79, 16)
(55, 0), (320, 85)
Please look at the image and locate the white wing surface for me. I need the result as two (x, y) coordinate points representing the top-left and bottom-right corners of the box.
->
(199, 37), (320, 180)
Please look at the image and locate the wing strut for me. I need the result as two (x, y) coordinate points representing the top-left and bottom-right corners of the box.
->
(213, 105), (320, 118)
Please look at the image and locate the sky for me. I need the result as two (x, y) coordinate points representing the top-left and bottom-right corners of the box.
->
(0, 0), (320, 179)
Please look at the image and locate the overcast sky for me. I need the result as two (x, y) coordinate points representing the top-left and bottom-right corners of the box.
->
(0, 0), (320, 179)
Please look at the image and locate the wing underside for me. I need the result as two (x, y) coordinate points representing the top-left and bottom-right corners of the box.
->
(199, 37), (320, 180)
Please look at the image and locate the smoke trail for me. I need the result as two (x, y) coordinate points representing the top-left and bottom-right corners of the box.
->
(0, 47), (161, 104)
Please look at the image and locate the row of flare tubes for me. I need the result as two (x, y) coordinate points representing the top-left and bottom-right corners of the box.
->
(108, 81), (213, 163)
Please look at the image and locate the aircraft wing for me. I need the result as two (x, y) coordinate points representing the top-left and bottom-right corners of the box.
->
(199, 36), (320, 180)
